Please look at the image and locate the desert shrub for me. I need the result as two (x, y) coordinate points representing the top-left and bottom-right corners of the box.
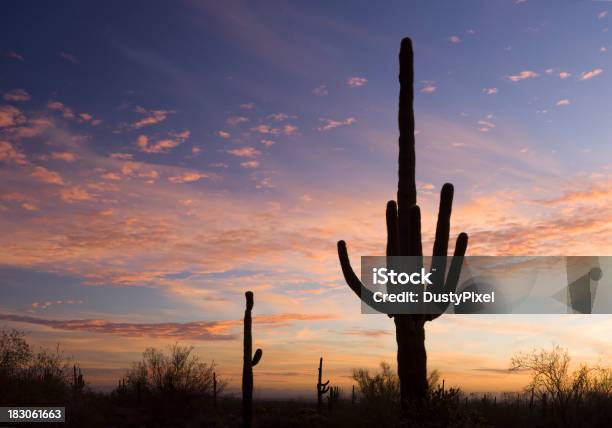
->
(511, 345), (612, 427)
(114, 343), (222, 424)
(352, 362), (487, 427)
(0, 328), (71, 406)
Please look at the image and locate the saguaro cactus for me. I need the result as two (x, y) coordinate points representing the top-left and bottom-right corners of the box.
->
(337, 38), (469, 415)
(242, 291), (263, 427)
(72, 364), (84, 394)
(317, 357), (330, 413)
(213, 371), (217, 411)
(328, 386), (340, 413)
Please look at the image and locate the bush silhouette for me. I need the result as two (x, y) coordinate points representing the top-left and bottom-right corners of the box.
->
(115, 343), (222, 425)
(0, 328), (72, 406)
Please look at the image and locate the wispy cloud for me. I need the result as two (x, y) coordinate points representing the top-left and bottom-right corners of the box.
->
(241, 160), (260, 169)
(6, 51), (24, 61)
(227, 147), (260, 157)
(168, 172), (209, 183)
(59, 52), (80, 64)
(504, 70), (538, 82)
(579, 68), (603, 80)
(0, 312), (333, 341)
(31, 166), (64, 185)
(226, 116), (249, 125)
(317, 117), (356, 131)
(3, 89), (31, 102)
(312, 85), (328, 96)
(556, 99), (570, 106)
(449, 35), (461, 44)
(420, 81), (437, 93)
(483, 87), (498, 95)
(131, 106), (174, 129)
(347, 76), (367, 88)
(136, 131), (190, 153)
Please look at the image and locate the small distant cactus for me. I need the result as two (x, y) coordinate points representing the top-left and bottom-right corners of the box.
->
(327, 386), (340, 413)
(72, 364), (84, 394)
(351, 385), (356, 404)
(317, 357), (330, 413)
(213, 371), (217, 411)
(242, 291), (262, 428)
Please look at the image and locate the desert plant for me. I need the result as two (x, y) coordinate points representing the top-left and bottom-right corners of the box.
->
(328, 385), (340, 413)
(243, 291), (263, 427)
(72, 364), (85, 394)
(511, 346), (591, 426)
(213, 371), (217, 411)
(0, 328), (72, 406)
(337, 37), (469, 416)
(317, 356), (330, 413)
(116, 343), (219, 425)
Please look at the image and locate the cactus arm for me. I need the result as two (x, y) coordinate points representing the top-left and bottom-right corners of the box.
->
(322, 380), (329, 387)
(337, 240), (364, 298)
(322, 385), (330, 394)
(428, 184), (454, 295)
(386, 200), (399, 256)
(252, 348), (262, 366)
(427, 232), (468, 321)
(337, 241), (394, 313)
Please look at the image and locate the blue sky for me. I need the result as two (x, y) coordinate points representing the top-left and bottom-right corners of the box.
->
(2, 0), (612, 396)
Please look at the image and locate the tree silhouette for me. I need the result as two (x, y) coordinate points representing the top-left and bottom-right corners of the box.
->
(337, 37), (469, 415)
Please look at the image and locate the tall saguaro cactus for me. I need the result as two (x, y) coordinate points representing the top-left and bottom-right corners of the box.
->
(242, 291), (263, 427)
(337, 38), (469, 414)
(317, 357), (330, 413)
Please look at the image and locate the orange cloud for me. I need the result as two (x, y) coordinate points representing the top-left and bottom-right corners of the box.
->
(0, 312), (334, 341)
(31, 166), (64, 185)
(0, 105), (26, 127)
(505, 70), (538, 82)
(131, 106), (174, 129)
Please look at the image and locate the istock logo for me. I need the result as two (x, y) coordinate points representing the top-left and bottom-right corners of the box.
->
(372, 267), (433, 286)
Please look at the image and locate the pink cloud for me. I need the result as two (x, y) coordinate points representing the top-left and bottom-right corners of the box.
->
(241, 160), (260, 169)
(3, 89), (31, 102)
(0, 105), (26, 127)
(136, 131), (189, 153)
(579, 68), (603, 80)
(317, 117), (356, 131)
(51, 152), (78, 162)
(47, 101), (75, 119)
(505, 70), (539, 82)
(0, 141), (28, 165)
(59, 52), (79, 64)
(227, 147), (260, 157)
(31, 166), (64, 185)
(347, 76), (367, 88)
(168, 172), (208, 183)
(60, 187), (95, 203)
(131, 106), (174, 129)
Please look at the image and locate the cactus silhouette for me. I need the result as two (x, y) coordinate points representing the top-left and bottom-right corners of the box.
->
(337, 37), (469, 415)
(213, 371), (217, 412)
(317, 357), (330, 413)
(327, 385), (340, 413)
(72, 364), (84, 394)
(242, 291), (262, 427)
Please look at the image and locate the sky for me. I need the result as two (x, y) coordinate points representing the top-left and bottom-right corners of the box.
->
(2, 0), (612, 398)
